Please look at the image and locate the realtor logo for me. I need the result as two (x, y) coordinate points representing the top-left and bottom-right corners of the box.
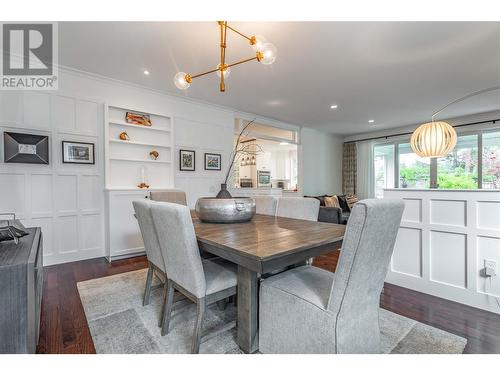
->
(1, 22), (58, 90)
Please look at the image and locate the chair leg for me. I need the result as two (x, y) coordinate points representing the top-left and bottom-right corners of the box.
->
(143, 263), (154, 306)
(191, 297), (206, 354)
(158, 281), (168, 327)
(161, 280), (175, 336)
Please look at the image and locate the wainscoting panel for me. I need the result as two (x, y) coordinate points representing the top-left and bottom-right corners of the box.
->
(430, 199), (467, 227)
(430, 231), (467, 288)
(392, 227), (422, 278)
(0, 91), (105, 266)
(23, 92), (51, 130)
(0, 173), (26, 218)
(55, 174), (79, 214)
(402, 198), (422, 223)
(385, 189), (500, 314)
(53, 95), (76, 132)
(57, 215), (79, 255)
(477, 201), (500, 231)
(31, 174), (53, 216)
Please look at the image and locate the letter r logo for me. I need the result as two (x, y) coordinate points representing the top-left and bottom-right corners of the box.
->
(2, 23), (53, 75)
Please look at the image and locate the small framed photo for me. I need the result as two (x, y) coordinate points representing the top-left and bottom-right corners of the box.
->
(62, 141), (95, 164)
(204, 153), (221, 171)
(179, 149), (195, 171)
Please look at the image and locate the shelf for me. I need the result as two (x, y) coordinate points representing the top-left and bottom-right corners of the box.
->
(109, 121), (171, 133)
(109, 157), (172, 164)
(109, 139), (171, 148)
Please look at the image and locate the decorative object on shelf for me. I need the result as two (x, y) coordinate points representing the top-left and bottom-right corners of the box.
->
(4, 132), (49, 164)
(204, 153), (221, 171)
(137, 166), (149, 189)
(149, 150), (159, 160)
(126, 111), (152, 126)
(179, 149), (195, 171)
(0, 213), (28, 244)
(174, 21), (277, 92)
(62, 141), (95, 164)
(217, 119), (262, 198)
(119, 131), (130, 141)
(411, 85), (500, 158)
(195, 197), (256, 223)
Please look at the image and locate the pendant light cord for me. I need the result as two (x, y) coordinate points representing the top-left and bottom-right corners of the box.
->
(431, 85), (500, 122)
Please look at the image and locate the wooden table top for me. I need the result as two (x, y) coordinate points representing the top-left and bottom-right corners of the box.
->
(192, 214), (345, 272)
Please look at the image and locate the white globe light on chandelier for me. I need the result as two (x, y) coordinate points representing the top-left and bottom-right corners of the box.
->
(216, 64), (231, 79)
(259, 43), (277, 65)
(173, 72), (190, 90)
(410, 121), (457, 158)
(251, 35), (267, 52)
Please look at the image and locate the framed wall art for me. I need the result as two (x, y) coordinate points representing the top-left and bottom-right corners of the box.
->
(179, 149), (195, 171)
(62, 141), (95, 164)
(204, 153), (221, 171)
(3, 132), (49, 164)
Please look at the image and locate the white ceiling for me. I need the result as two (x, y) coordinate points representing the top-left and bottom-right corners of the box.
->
(59, 22), (500, 135)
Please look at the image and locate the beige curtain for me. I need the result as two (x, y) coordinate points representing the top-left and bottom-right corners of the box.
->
(342, 142), (357, 195)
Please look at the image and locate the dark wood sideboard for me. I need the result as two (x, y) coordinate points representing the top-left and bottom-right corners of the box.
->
(0, 227), (43, 353)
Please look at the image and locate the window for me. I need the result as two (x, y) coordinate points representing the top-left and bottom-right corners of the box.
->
(398, 143), (430, 189)
(482, 131), (500, 189)
(374, 144), (394, 198)
(371, 126), (500, 195)
(437, 135), (478, 189)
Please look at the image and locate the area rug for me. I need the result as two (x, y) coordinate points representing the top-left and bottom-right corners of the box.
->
(77, 269), (467, 354)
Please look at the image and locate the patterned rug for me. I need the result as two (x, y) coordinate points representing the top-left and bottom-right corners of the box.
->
(77, 269), (467, 354)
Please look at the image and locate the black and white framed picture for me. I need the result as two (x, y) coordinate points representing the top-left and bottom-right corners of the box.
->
(4, 132), (49, 164)
(204, 153), (221, 171)
(62, 141), (95, 164)
(179, 149), (195, 171)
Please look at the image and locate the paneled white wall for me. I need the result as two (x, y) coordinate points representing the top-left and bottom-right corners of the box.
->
(0, 91), (104, 266)
(0, 69), (275, 264)
(385, 188), (500, 314)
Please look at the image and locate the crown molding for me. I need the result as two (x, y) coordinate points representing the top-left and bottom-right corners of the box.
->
(57, 64), (307, 130)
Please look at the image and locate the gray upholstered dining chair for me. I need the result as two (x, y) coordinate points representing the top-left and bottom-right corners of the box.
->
(132, 199), (167, 307)
(254, 195), (278, 216)
(150, 201), (238, 353)
(276, 197), (320, 221)
(150, 189), (187, 206)
(259, 198), (404, 353)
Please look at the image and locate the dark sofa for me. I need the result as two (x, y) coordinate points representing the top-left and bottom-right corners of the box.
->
(305, 194), (351, 225)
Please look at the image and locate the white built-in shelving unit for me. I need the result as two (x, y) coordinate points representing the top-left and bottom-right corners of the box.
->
(104, 104), (174, 261)
(105, 105), (174, 190)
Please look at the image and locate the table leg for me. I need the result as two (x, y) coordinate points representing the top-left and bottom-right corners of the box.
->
(237, 266), (259, 353)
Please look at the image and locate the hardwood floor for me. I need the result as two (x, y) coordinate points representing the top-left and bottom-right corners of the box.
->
(36, 251), (500, 354)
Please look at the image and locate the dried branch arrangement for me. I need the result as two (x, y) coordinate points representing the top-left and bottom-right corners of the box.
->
(224, 119), (263, 185)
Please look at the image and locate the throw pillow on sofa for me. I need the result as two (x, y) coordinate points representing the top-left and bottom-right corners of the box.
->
(337, 195), (350, 212)
(324, 195), (340, 208)
(346, 194), (359, 210)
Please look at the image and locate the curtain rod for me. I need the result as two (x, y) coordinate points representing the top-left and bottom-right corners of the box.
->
(344, 118), (499, 144)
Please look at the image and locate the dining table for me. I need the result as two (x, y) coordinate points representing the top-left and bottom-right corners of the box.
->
(192, 212), (345, 353)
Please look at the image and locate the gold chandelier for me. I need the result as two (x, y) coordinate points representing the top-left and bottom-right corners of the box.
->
(173, 21), (277, 92)
(410, 85), (500, 158)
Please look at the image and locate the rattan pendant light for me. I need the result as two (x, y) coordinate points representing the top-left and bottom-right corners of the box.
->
(410, 85), (500, 158)
(410, 121), (457, 158)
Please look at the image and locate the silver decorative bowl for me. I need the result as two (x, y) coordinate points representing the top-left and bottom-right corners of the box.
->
(195, 197), (256, 223)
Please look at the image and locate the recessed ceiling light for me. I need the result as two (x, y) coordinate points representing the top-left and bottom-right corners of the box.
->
(279, 142), (289, 146)
(143, 70), (150, 75)
(368, 119), (375, 123)
(330, 104), (338, 109)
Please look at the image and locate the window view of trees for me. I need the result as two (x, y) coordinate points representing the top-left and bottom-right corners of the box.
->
(437, 135), (478, 189)
(374, 144), (394, 198)
(482, 131), (500, 189)
(372, 128), (500, 194)
(398, 143), (430, 188)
